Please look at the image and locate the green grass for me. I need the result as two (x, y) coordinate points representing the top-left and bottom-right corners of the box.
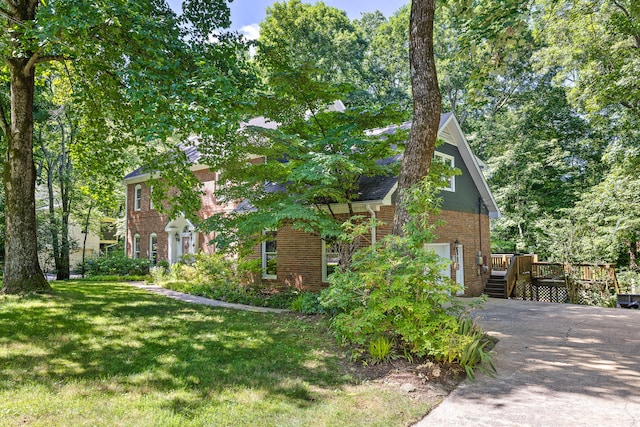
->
(0, 282), (429, 426)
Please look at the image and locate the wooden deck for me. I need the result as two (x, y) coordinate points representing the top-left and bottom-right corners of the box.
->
(486, 255), (619, 305)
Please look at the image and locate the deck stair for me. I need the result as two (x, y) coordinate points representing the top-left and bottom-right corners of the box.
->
(484, 273), (507, 298)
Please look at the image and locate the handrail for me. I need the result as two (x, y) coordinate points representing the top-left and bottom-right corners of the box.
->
(491, 254), (513, 272)
(505, 255), (536, 298)
(504, 257), (517, 298)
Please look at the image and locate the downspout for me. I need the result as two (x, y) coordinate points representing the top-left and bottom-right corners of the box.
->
(124, 183), (128, 257)
(366, 204), (376, 245)
(478, 197), (483, 276)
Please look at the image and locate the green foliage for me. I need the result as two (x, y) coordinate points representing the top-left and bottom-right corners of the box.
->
(320, 177), (493, 378)
(152, 253), (296, 309)
(81, 253), (151, 277)
(368, 336), (396, 364)
(615, 269), (640, 294)
(290, 292), (324, 314)
(456, 316), (496, 380)
(202, 0), (407, 256)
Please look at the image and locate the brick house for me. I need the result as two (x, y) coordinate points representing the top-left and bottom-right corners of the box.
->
(124, 112), (499, 296)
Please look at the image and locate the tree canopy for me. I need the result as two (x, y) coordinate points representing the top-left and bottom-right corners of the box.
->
(0, 0), (255, 293)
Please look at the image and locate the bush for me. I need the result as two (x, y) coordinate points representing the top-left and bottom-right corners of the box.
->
(151, 253), (295, 309)
(320, 176), (494, 378)
(615, 269), (640, 294)
(81, 253), (151, 277)
(290, 292), (324, 314)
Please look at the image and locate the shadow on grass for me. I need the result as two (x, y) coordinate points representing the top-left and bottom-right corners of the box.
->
(0, 282), (349, 413)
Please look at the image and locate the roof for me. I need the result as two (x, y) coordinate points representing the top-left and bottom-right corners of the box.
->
(124, 136), (201, 180)
(124, 112), (499, 218)
(365, 113), (500, 218)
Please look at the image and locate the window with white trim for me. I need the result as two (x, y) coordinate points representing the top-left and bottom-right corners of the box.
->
(134, 184), (142, 211)
(262, 231), (277, 279)
(433, 151), (455, 192)
(322, 240), (341, 282)
(133, 234), (141, 259)
(149, 185), (154, 210)
(149, 233), (158, 265)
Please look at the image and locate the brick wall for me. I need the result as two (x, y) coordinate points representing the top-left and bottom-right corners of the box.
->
(126, 169), (231, 261)
(253, 205), (491, 296)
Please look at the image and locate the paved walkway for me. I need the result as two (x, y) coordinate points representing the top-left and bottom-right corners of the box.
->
(417, 299), (640, 426)
(127, 282), (289, 314)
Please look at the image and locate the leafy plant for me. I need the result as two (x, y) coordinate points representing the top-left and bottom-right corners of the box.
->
(368, 336), (396, 364)
(290, 292), (324, 314)
(80, 252), (151, 277)
(321, 176), (493, 379)
(456, 316), (496, 380)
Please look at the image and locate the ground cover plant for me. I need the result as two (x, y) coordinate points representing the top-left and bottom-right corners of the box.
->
(151, 254), (299, 309)
(0, 281), (431, 427)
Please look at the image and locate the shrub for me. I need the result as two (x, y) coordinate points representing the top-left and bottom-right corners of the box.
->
(290, 292), (324, 314)
(320, 176), (494, 378)
(81, 253), (151, 277)
(151, 253), (293, 309)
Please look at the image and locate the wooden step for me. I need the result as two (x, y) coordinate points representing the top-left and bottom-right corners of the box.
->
(483, 279), (507, 298)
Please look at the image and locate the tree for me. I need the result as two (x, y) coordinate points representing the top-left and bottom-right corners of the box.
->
(0, 0), (253, 294)
(205, 0), (405, 260)
(392, 0), (441, 235)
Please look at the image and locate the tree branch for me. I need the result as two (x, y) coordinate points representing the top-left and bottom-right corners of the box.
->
(23, 46), (43, 76)
(611, 0), (640, 48)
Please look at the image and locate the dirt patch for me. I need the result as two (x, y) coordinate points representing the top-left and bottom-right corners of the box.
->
(347, 358), (465, 407)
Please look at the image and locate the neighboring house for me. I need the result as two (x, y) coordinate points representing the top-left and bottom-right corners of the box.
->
(124, 113), (499, 296)
(35, 189), (121, 273)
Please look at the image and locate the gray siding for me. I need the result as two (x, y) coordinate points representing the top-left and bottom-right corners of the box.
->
(436, 143), (489, 215)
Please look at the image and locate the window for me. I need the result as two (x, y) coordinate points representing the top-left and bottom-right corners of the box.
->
(262, 231), (277, 279)
(322, 240), (341, 282)
(133, 234), (141, 259)
(149, 185), (154, 210)
(433, 151), (455, 192)
(149, 233), (158, 265)
(134, 184), (142, 211)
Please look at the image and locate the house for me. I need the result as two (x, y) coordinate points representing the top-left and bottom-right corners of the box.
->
(124, 112), (499, 296)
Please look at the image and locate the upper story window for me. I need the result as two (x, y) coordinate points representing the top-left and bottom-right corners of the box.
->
(133, 234), (141, 259)
(134, 184), (142, 211)
(434, 151), (455, 192)
(262, 231), (277, 279)
(149, 185), (154, 210)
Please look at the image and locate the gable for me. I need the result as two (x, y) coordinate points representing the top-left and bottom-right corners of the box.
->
(365, 113), (500, 218)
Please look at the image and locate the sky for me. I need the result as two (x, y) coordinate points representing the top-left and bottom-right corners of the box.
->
(166, 0), (408, 39)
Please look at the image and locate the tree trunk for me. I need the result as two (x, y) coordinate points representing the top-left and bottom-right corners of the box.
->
(2, 57), (50, 293)
(392, 0), (441, 236)
(57, 117), (71, 280)
(46, 153), (63, 278)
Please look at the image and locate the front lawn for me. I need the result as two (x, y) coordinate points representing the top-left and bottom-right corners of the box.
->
(0, 282), (430, 426)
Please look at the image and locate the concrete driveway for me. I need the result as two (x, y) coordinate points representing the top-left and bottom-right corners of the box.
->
(417, 299), (640, 427)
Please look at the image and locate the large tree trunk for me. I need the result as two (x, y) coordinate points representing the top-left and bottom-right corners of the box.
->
(392, 0), (441, 236)
(2, 57), (50, 293)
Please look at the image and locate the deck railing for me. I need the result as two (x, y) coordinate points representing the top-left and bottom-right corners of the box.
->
(491, 254), (513, 272)
(532, 262), (618, 288)
(515, 262), (619, 304)
(505, 255), (537, 298)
